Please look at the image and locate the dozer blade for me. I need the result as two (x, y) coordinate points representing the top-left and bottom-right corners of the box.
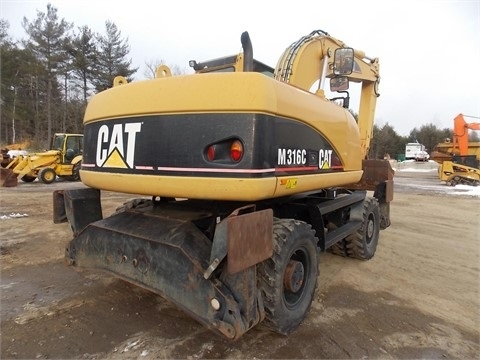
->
(0, 168), (18, 187)
(61, 189), (264, 340)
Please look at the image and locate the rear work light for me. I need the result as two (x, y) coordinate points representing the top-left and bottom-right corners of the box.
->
(207, 145), (216, 162)
(230, 140), (243, 162)
(205, 138), (244, 163)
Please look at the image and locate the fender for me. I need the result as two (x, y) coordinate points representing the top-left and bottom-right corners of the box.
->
(71, 155), (82, 165)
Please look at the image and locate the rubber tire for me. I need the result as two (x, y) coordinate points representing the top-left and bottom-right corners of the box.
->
(38, 168), (56, 184)
(345, 198), (380, 260)
(329, 239), (347, 257)
(114, 198), (152, 214)
(21, 175), (36, 182)
(71, 162), (81, 181)
(257, 218), (319, 335)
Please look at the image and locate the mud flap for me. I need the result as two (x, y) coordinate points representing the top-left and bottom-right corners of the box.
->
(53, 188), (102, 233)
(0, 168), (18, 187)
(348, 159), (394, 229)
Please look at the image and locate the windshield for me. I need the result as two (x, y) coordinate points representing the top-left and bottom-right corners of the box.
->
(52, 135), (65, 150)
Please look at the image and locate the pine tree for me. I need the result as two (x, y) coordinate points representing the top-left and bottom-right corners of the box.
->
(93, 21), (138, 92)
(67, 25), (98, 103)
(22, 3), (72, 143)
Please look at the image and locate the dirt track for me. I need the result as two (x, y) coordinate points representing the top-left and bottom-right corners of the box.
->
(1, 167), (479, 359)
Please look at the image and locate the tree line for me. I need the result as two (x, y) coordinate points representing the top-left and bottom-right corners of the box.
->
(1, 3), (474, 158)
(1, 3), (137, 148)
(369, 122), (452, 160)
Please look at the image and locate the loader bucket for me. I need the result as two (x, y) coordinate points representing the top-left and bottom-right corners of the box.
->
(0, 168), (18, 187)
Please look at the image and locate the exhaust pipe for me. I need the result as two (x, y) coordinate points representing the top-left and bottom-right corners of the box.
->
(241, 31), (253, 72)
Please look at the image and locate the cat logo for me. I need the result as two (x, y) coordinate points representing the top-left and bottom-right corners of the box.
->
(280, 178), (298, 189)
(319, 149), (332, 170)
(96, 123), (142, 168)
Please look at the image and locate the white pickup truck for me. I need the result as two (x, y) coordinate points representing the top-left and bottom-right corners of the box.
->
(405, 142), (430, 161)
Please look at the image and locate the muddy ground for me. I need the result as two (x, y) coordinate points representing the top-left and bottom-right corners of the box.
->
(1, 166), (479, 359)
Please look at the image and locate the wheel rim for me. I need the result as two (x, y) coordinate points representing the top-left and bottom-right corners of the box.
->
(283, 247), (310, 308)
(44, 171), (55, 182)
(284, 259), (304, 293)
(366, 213), (375, 244)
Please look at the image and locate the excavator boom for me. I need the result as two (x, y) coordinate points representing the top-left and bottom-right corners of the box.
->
(274, 30), (380, 159)
(453, 114), (480, 156)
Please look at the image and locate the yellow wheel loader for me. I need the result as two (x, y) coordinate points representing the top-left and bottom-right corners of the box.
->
(54, 30), (393, 339)
(0, 133), (83, 187)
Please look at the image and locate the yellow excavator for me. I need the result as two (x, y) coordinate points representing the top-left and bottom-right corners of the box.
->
(54, 30), (393, 339)
(436, 114), (480, 186)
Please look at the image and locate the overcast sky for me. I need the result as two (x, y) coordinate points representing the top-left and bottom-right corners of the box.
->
(2, 0), (479, 135)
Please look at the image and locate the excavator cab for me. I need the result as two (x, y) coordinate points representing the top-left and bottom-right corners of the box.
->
(189, 56), (274, 75)
(189, 31), (274, 76)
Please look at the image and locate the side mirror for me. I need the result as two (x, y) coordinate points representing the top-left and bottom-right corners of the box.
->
(333, 48), (354, 75)
(330, 76), (349, 92)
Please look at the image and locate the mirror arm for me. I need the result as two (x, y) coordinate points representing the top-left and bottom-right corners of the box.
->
(330, 91), (350, 109)
(339, 91), (350, 108)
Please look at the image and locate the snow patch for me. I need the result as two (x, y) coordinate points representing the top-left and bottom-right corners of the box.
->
(1, 213), (29, 220)
(393, 160), (480, 197)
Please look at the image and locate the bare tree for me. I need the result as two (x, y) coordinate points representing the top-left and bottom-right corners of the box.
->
(143, 58), (187, 79)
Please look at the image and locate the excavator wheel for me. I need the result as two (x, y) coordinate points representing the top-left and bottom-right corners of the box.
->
(114, 198), (152, 214)
(38, 168), (57, 184)
(257, 218), (319, 335)
(328, 239), (348, 257)
(344, 198), (380, 260)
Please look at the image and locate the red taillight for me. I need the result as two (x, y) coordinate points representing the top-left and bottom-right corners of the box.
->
(207, 145), (215, 161)
(205, 139), (243, 163)
(230, 140), (243, 162)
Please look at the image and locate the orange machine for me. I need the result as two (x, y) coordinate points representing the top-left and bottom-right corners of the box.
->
(437, 114), (480, 186)
(453, 114), (480, 157)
